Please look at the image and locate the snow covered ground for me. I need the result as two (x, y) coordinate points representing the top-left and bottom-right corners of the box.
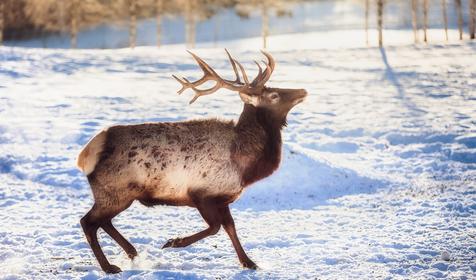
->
(0, 33), (476, 279)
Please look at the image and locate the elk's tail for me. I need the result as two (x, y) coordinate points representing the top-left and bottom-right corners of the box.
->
(76, 129), (108, 175)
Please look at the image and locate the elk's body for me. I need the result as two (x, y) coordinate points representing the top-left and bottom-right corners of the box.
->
(78, 50), (306, 274)
(80, 120), (241, 207)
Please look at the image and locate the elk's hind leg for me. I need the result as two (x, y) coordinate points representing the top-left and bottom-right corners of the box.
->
(102, 220), (137, 259)
(81, 204), (122, 274)
(81, 199), (135, 274)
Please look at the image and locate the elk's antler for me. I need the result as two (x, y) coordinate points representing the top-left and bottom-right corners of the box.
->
(173, 49), (275, 104)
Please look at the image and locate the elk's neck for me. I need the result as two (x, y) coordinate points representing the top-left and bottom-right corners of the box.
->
(232, 104), (284, 187)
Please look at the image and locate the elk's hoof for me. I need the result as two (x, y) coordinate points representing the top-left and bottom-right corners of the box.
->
(162, 238), (181, 248)
(242, 260), (258, 270)
(127, 248), (138, 260)
(104, 264), (122, 274)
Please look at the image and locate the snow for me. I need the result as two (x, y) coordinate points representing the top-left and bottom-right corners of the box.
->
(1, 32), (476, 279)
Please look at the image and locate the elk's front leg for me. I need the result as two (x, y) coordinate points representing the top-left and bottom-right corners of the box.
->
(162, 199), (221, 248)
(221, 206), (258, 269)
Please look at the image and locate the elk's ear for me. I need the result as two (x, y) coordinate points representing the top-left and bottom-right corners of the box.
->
(239, 93), (259, 106)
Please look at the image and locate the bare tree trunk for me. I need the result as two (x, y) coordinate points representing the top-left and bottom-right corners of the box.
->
(70, 0), (79, 49)
(185, 0), (196, 48)
(365, 0), (369, 45)
(185, 0), (190, 47)
(423, 0), (428, 43)
(59, 0), (66, 34)
(442, 0), (448, 41)
(454, 0), (463, 40)
(470, 0), (476, 39)
(377, 0), (383, 47)
(129, 0), (137, 49)
(214, 14), (219, 47)
(0, 0), (4, 46)
(412, 0), (419, 43)
(191, 0), (196, 48)
(156, 0), (162, 47)
(261, 2), (269, 49)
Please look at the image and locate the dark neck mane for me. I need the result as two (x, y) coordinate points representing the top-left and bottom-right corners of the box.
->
(232, 104), (284, 187)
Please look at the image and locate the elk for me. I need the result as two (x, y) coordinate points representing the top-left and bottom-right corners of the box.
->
(77, 49), (307, 273)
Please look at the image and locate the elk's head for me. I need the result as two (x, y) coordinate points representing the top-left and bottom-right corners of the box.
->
(173, 49), (307, 123)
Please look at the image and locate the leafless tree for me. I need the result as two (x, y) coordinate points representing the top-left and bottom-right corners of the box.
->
(184, 0), (197, 48)
(261, 1), (269, 49)
(20, 0), (115, 46)
(70, 0), (79, 48)
(377, 0), (383, 47)
(454, 0), (463, 40)
(423, 0), (428, 42)
(470, 0), (476, 39)
(365, 0), (369, 45)
(236, 0), (291, 49)
(156, 0), (162, 47)
(213, 13), (220, 47)
(129, 0), (137, 48)
(412, 0), (419, 43)
(442, 0), (448, 41)
(0, 0), (4, 45)
(58, 1), (66, 34)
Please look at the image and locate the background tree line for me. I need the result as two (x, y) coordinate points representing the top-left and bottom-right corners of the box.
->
(0, 0), (292, 46)
(0, 0), (474, 48)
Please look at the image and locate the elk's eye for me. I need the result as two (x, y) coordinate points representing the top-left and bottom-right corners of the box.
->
(270, 93), (279, 100)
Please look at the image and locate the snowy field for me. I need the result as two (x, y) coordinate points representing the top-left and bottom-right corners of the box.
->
(1, 33), (476, 279)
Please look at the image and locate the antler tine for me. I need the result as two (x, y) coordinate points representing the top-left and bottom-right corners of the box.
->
(255, 50), (275, 87)
(172, 74), (208, 95)
(234, 59), (250, 85)
(187, 50), (219, 76)
(224, 49), (241, 84)
(251, 60), (263, 86)
(172, 75), (192, 95)
(172, 75), (186, 94)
